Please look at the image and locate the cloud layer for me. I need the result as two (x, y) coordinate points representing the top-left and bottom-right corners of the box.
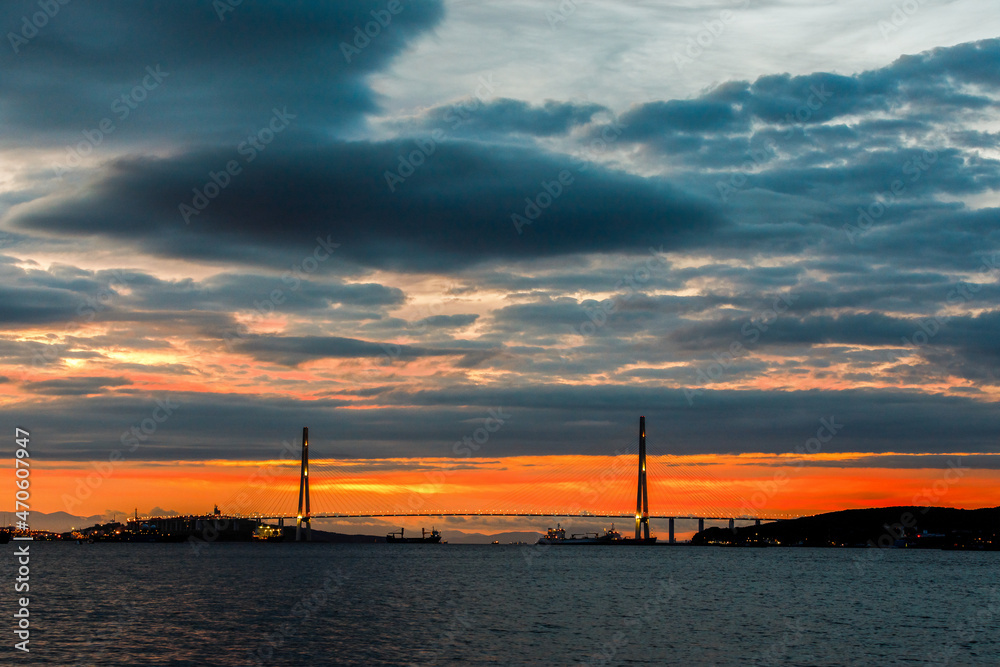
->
(1, 3), (998, 475)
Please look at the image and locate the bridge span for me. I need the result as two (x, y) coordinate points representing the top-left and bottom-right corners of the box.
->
(278, 418), (782, 544)
(258, 512), (777, 545)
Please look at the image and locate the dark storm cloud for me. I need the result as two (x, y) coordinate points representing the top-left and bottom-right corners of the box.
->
(3, 21), (1000, 473)
(229, 334), (479, 367)
(614, 40), (1000, 218)
(489, 289), (779, 339)
(0, 257), (122, 324)
(24, 375), (131, 396)
(469, 262), (1000, 378)
(928, 311), (1000, 380)
(620, 99), (746, 136)
(0, 283), (83, 324)
(668, 312), (926, 351)
(410, 98), (608, 136)
(885, 37), (1000, 89)
(491, 297), (604, 331)
(415, 314), (479, 329)
(10, 140), (723, 270)
(5, 392), (352, 461)
(667, 309), (1000, 357)
(7, 38), (999, 281)
(750, 148), (1000, 204)
(128, 273), (407, 312)
(950, 129), (1000, 149)
(0, 258), (408, 333)
(11, 385), (1000, 461)
(370, 384), (1000, 455)
(465, 256), (686, 296)
(0, 0), (445, 146)
(64, 334), (172, 352)
(784, 454), (1000, 471)
(621, 39), (1000, 145)
(108, 362), (199, 376)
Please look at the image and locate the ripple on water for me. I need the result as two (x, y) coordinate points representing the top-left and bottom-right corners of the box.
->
(21, 543), (1000, 665)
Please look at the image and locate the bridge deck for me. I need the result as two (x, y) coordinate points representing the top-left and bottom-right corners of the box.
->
(244, 513), (789, 521)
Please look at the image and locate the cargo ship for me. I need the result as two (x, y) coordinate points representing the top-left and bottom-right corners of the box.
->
(536, 523), (657, 545)
(607, 524), (658, 545)
(386, 527), (442, 543)
(536, 523), (613, 545)
(252, 523), (285, 542)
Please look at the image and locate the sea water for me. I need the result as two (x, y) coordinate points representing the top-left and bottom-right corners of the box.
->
(9, 542), (999, 665)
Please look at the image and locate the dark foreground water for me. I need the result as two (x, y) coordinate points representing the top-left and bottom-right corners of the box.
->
(5, 542), (998, 665)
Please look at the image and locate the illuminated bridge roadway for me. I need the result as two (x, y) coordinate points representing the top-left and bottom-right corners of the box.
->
(231, 418), (791, 544)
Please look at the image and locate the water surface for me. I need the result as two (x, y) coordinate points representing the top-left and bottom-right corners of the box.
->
(12, 542), (999, 665)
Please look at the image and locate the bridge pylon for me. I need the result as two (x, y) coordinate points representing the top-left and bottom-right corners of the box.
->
(296, 426), (311, 541)
(635, 415), (650, 539)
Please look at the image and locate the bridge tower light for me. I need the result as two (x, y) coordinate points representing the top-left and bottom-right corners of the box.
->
(635, 415), (650, 540)
(296, 426), (311, 541)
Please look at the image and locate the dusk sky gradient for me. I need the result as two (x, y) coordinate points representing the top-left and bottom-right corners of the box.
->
(2, 1), (999, 529)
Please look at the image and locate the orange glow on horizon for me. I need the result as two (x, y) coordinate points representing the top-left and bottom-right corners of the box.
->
(12, 454), (1000, 527)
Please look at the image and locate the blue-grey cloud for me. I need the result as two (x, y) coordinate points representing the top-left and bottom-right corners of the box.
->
(410, 97), (608, 136)
(8, 385), (1000, 461)
(0, 0), (445, 147)
(9, 140), (722, 270)
(25, 375), (131, 396)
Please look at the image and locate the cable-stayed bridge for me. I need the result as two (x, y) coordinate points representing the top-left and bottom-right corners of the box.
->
(220, 417), (791, 543)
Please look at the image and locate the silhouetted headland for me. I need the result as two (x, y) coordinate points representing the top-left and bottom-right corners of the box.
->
(691, 506), (1000, 549)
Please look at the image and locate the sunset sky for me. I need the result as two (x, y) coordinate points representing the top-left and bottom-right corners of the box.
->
(2, 1), (999, 535)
